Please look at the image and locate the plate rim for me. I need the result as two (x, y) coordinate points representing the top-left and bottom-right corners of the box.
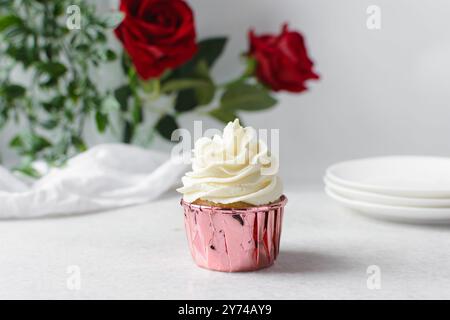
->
(325, 187), (450, 222)
(326, 156), (450, 197)
(324, 176), (450, 207)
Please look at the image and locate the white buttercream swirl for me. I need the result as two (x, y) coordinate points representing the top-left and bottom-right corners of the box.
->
(177, 119), (282, 205)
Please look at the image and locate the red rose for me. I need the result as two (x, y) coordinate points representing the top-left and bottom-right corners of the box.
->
(249, 24), (319, 93)
(115, 0), (197, 80)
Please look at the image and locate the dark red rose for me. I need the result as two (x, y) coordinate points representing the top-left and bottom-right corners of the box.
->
(115, 0), (197, 80)
(249, 24), (319, 93)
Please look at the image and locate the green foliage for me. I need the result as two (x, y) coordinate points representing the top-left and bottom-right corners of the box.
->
(0, 84), (26, 100)
(0, 1), (280, 174)
(119, 38), (227, 143)
(161, 78), (212, 93)
(220, 83), (277, 111)
(169, 37), (227, 79)
(209, 108), (238, 124)
(196, 37), (228, 67)
(0, 15), (22, 32)
(0, 0), (119, 169)
(155, 114), (179, 140)
(158, 38), (225, 117)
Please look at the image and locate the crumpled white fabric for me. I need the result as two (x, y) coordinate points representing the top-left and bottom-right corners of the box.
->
(0, 143), (189, 219)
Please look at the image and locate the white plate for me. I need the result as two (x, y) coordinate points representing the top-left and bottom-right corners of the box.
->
(325, 187), (450, 223)
(326, 156), (450, 198)
(324, 176), (450, 208)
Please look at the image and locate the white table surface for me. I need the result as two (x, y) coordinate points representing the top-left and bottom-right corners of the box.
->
(1, 184), (450, 300)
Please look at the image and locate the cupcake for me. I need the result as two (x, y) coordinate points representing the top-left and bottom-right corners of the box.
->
(177, 119), (287, 272)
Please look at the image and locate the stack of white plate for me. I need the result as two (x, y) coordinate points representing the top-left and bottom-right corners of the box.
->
(324, 156), (450, 223)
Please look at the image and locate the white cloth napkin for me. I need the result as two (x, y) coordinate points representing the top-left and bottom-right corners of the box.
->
(0, 143), (189, 219)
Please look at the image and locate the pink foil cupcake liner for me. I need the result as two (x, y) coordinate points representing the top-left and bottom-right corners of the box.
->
(181, 195), (287, 272)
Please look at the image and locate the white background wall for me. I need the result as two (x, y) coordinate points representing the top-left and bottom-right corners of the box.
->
(2, 0), (450, 185)
(187, 0), (450, 184)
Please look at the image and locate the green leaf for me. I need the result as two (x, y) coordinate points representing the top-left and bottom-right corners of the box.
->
(53, 2), (65, 16)
(165, 61), (215, 110)
(6, 45), (38, 68)
(14, 164), (40, 178)
(41, 96), (65, 112)
(30, 135), (51, 152)
(36, 62), (67, 78)
(161, 78), (211, 93)
(140, 79), (159, 94)
(71, 136), (87, 152)
(196, 37), (228, 68)
(105, 49), (117, 61)
(10, 132), (51, 153)
(159, 69), (172, 81)
(155, 114), (179, 141)
(41, 118), (58, 129)
(64, 109), (74, 122)
(121, 51), (132, 75)
(68, 81), (81, 101)
(1, 84), (26, 100)
(114, 85), (132, 111)
(95, 112), (108, 133)
(195, 85), (215, 106)
(0, 113), (7, 129)
(168, 37), (227, 80)
(0, 15), (22, 32)
(209, 108), (239, 124)
(174, 89), (197, 112)
(122, 121), (134, 144)
(132, 98), (143, 124)
(243, 56), (257, 77)
(193, 60), (215, 105)
(220, 83), (277, 111)
(96, 31), (107, 43)
(9, 135), (23, 148)
(75, 44), (89, 53)
(0, 0), (11, 7)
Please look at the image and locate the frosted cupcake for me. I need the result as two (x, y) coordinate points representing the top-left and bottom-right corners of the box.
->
(177, 119), (287, 272)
